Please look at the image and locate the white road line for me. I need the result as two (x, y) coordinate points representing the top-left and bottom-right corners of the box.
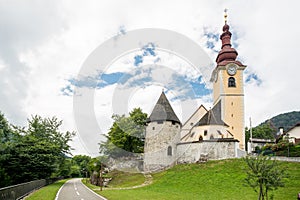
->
(80, 179), (108, 200)
(76, 191), (80, 195)
(55, 180), (68, 200)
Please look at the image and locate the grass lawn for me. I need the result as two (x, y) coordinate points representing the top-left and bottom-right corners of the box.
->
(25, 179), (68, 200)
(92, 159), (300, 200)
(106, 170), (146, 188)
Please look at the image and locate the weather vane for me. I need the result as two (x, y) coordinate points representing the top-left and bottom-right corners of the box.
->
(224, 8), (228, 24)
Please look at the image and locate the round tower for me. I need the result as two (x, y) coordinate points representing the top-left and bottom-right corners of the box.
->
(144, 91), (181, 172)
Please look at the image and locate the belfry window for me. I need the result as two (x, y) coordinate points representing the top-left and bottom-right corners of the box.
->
(228, 77), (236, 87)
(167, 146), (172, 156)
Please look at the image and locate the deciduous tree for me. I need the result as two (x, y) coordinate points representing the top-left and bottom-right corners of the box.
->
(100, 108), (147, 158)
(244, 155), (287, 200)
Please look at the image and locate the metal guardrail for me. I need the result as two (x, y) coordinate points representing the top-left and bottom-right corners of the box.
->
(0, 178), (59, 200)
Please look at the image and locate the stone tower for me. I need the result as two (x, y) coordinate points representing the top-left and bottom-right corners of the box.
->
(144, 91), (181, 172)
(210, 18), (246, 150)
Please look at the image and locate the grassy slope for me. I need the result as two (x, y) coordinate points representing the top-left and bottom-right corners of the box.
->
(26, 179), (67, 200)
(106, 170), (145, 188)
(98, 159), (300, 200)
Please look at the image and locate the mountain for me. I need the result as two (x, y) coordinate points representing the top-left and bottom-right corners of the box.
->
(258, 111), (300, 131)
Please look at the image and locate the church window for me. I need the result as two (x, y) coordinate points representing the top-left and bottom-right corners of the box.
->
(167, 146), (172, 156)
(204, 130), (208, 136)
(228, 77), (236, 87)
(190, 122), (194, 126)
(152, 127), (155, 130)
(232, 126), (234, 130)
(231, 102), (233, 106)
(210, 135), (214, 139)
(231, 114), (233, 117)
(199, 135), (203, 141)
(176, 125), (179, 128)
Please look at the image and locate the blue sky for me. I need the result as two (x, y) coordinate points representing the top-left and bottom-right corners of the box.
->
(62, 30), (261, 102)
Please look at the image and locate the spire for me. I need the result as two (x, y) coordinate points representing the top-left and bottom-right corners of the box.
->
(146, 91), (181, 125)
(216, 9), (238, 65)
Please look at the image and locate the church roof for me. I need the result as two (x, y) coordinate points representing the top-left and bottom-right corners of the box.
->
(195, 100), (228, 127)
(146, 91), (181, 125)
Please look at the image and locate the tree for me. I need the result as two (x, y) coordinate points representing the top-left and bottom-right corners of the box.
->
(0, 112), (15, 187)
(72, 155), (91, 177)
(100, 108), (147, 158)
(245, 123), (276, 147)
(244, 155), (287, 200)
(0, 115), (75, 186)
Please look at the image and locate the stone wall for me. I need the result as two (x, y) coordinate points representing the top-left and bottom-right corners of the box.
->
(108, 156), (144, 173)
(272, 156), (300, 162)
(176, 139), (239, 164)
(144, 121), (181, 172)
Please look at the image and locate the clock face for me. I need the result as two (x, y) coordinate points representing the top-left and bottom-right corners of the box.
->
(227, 64), (237, 76)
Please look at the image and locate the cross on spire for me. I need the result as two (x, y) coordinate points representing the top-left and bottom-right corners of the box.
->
(224, 8), (228, 24)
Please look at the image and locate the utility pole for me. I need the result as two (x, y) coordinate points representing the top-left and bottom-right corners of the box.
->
(250, 117), (253, 153)
(99, 163), (103, 191)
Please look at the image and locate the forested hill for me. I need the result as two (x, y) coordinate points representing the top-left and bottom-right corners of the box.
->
(258, 111), (300, 131)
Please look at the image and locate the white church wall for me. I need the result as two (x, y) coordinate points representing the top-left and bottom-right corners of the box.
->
(181, 106), (207, 139)
(176, 140), (238, 164)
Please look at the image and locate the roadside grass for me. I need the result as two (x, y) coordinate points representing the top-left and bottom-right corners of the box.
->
(88, 159), (300, 200)
(82, 170), (145, 190)
(25, 179), (68, 200)
(106, 170), (145, 188)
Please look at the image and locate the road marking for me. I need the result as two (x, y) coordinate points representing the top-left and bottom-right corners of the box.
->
(80, 179), (108, 200)
(76, 191), (80, 196)
(55, 180), (70, 200)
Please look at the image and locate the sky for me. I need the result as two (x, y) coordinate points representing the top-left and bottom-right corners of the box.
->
(0, 0), (300, 156)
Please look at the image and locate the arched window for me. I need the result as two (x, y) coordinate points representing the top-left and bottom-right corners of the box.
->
(199, 135), (203, 141)
(167, 146), (172, 156)
(228, 77), (236, 87)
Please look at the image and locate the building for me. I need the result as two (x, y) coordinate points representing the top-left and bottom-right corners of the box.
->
(144, 17), (247, 172)
(284, 123), (300, 145)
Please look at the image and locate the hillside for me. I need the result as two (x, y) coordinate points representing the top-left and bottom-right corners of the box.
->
(258, 111), (300, 131)
(97, 159), (300, 200)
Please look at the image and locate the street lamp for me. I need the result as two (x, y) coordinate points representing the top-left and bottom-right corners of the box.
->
(286, 134), (290, 157)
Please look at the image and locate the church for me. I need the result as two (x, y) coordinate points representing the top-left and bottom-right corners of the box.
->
(144, 16), (247, 172)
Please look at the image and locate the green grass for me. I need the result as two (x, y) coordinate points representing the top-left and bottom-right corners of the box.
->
(26, 179), (68, 200)
(90, 159), (300, 200)
(106, 170), (145, 188)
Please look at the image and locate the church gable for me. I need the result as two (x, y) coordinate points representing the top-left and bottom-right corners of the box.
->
(195, 101), (228, 127)
(181, 100), (231, 142)
(181, 105), (208, 140)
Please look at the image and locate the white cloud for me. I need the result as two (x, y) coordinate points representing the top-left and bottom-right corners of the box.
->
(1, 0), (300, 155)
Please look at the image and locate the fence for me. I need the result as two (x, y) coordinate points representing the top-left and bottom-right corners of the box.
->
(0, 178), (59, 200)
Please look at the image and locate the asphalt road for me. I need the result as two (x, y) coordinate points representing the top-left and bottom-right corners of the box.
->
(55, 178), (106, 200)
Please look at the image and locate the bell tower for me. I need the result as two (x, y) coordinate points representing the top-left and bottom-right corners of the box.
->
(211, 10), (246, 150)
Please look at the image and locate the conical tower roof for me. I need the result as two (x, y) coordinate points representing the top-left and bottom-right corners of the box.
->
(146, 91), (181, 125)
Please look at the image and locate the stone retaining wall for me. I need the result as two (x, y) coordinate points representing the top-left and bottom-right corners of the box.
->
(176, 139), (239, 164)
